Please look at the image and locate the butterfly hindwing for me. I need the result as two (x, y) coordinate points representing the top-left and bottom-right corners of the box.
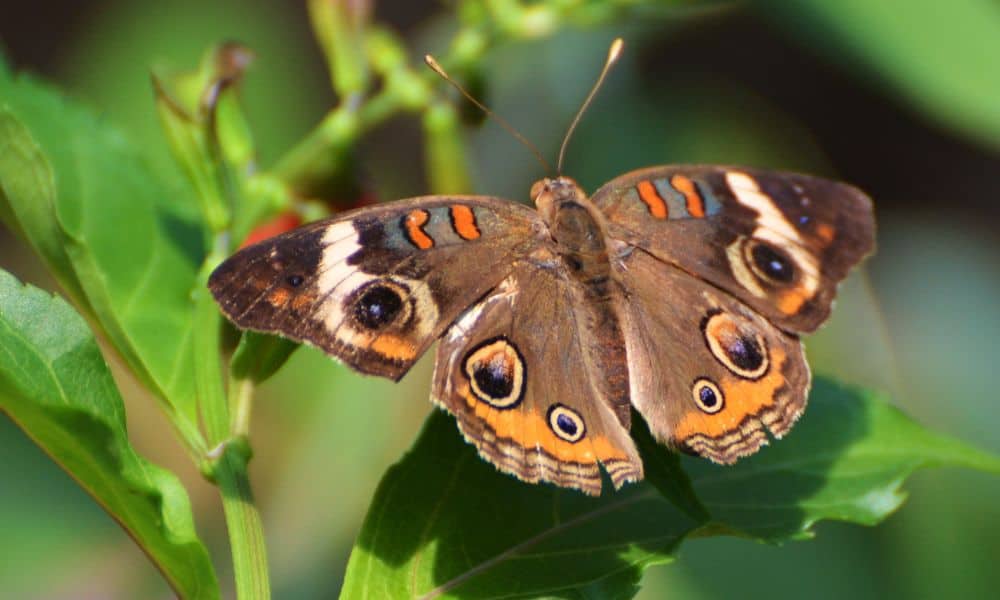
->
(432, 257), (643, 496)
(209, 196), (544, 380)
(593, 165), (875, 333)
(612, 246), (811, 463)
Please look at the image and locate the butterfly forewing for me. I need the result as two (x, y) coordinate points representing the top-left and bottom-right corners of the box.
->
(209, 196), (545, 380)
(592, 165), (875, 333)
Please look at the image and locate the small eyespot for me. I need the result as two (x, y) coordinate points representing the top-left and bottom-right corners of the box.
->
(351, 280), (409, 330)
(701, 310), (770, 380)
(547, 404), (586, 443)
(745, 240), (796, 284)
(463, 337), (526, 409)
(287, 274), (304, 287)
(692, 378), (724, 414)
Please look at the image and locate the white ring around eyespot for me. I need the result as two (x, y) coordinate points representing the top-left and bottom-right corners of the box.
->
(742, 238), (795, 286)
(702, 311), (770, 380)
(725, 171), (820, 297)
(692, 378), (725, 414)
(463, 337), (525, 409)
(313, 221), (439, 350)
(547, 404), (586, 443)
(348, 279), (413, 330)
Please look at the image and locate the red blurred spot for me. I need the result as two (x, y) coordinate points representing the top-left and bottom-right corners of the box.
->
(240, 212), (303, 248)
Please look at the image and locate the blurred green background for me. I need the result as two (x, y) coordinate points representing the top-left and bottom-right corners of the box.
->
(1, 1), (998, 598)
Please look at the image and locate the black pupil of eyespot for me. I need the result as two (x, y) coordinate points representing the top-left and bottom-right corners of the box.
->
(355, 285), (403, 329)
(728, 336), (764, 371)
(556, 413), (577, 435)
(473, 353), (514, 399)
(287, 275), (304, 287)
(751, 244), (794, 283)
(699, 385), (717, 407)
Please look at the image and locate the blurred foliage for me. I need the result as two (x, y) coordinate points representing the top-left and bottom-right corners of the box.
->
(1, 0), (999, 599)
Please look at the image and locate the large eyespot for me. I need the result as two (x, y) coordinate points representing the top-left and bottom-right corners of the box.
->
(744, 239), (796, 285)
(350, 280), (411, 330)
(462, 337), (526, 409)
(692, 378), (724, 414)
(547, 404), (586, 443)
(701, 310), (769, 380)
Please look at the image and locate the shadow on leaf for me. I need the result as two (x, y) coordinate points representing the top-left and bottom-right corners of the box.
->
(341, 377), (997, 598)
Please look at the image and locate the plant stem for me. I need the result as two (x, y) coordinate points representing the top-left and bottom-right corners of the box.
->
(230, 375), (255, 438)
(196, 241), (270, 599)
(214, 446), (270, 599)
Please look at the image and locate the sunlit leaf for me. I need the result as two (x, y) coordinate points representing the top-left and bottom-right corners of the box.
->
(342, 379), (1000, 598)
(0, 66), (206, 430)
(0, 269), (218, 600)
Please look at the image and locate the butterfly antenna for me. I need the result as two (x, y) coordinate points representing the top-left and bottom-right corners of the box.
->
(424, 54), (553, 175)
(557, 38), (624, 176)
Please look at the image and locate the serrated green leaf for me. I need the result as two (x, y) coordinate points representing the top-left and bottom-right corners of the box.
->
(0, 66), (207, 433)
(342, 379), (999, 598)
(763, 0), (1000, 151)
(0, 269), (218, 600)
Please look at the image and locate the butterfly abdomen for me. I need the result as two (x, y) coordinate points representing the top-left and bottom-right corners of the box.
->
(540, 198), (633, 428)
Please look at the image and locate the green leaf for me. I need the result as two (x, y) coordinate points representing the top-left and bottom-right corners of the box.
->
(230, 330), (300, 384)
(0, 65), (208, 437)
(763, 0), (1000, 151)
(342, 379), (999, 598)
(0, 106), (87, 304)
(0, 269), (219, 600)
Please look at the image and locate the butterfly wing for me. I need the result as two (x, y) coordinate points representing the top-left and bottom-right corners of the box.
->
(432, 257), (643, 496)
(592, 165), (875, 333)
(613, 247), (810, 463)
(209, 196), (545, 380)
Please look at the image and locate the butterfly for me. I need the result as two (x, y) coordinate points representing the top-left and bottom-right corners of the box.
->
(208, 43), (876, 496)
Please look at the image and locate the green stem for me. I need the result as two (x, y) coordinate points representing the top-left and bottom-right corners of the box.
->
(214, 447), (269, 600)
(229, 375), (255, 438)
(195, 240), (270, 600)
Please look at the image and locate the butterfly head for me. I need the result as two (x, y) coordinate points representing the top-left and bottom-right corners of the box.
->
(531, 176), (587, 223)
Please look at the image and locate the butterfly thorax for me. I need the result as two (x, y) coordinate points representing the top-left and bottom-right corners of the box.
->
(532, 177), (613, 296)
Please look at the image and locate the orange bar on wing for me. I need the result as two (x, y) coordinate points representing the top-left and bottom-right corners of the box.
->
(671, 175), (706, 218)
(404, 209), (434, 249)
(636, 180), (668, 219)
(450, 205), (481, 240)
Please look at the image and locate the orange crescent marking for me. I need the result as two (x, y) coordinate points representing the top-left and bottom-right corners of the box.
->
(636, 180), (668, 219)
(404, 209), (434, 250)
(673, 347), (788, 441)
(267, 288), (291, 306)
(671, 175), (706, 218)
(450, 205), (481, 240)
(459, 387), (628, 463)
(777, 288), (809, 315)
(370, 335), (418, 361)
(291, 294), (315, 311)
(815, 222), (836, 245)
